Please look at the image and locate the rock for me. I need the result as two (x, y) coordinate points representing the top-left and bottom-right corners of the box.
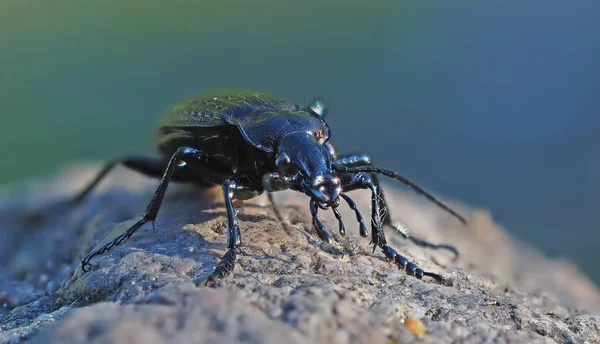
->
(0, 163), (599, 343)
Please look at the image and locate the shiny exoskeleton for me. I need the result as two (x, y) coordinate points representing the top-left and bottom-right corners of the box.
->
(74, 90), (467, 284)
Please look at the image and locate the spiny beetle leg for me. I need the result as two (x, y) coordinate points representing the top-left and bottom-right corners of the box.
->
(80, 147), (209, 272)
(381, 245), (444, 283)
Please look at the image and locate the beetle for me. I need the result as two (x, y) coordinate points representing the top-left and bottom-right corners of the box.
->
(73, 90), (467, 284)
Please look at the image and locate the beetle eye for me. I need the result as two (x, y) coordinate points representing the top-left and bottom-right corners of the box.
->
(275, 152), (292, 173)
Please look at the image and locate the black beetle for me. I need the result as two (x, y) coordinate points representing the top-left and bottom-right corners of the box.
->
(73, 90), (466, 284)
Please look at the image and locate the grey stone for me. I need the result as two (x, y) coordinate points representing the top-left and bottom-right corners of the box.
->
(0, 164), (599, 343)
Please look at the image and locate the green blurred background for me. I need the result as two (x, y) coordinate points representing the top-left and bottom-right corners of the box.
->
(1, 1), (598, 284)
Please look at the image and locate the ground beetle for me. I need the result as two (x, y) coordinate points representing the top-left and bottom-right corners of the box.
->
(73, 90), (467, 284)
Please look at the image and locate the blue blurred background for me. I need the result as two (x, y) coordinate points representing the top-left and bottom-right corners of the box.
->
(1, 1), (598, 284)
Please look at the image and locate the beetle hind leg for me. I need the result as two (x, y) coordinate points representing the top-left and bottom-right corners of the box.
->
(72, 154), (194, 205)
(81, 147), (209, 272)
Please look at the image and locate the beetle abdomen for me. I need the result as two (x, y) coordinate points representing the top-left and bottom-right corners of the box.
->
(159, 90), (297, 127)
(156, 90), (331, 154)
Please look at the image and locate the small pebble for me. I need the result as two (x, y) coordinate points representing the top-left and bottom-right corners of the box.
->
(405, 315), (427, 336)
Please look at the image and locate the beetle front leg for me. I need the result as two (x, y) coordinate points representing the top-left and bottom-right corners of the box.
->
(335, 153), (459, 257)
(80, 147), (208, 272)
(338, 173), (386, 249)
(339, 173), (444, 282)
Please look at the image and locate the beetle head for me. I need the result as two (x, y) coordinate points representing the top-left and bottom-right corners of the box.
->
(276, 131), (340, 208)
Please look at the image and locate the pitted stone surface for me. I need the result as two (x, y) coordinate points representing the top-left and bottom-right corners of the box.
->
(1, 164), (598, 343)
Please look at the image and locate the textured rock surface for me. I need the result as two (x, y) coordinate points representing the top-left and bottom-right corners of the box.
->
(1, 164), (599, 343)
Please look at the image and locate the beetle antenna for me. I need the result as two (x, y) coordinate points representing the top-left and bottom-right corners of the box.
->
(333, 165), (467, 225)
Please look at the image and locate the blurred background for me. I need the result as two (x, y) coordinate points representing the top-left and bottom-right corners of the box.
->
(0, 1), (598, 284)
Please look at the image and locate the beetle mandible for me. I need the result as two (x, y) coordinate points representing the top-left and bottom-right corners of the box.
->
(73, 90), (467, 284)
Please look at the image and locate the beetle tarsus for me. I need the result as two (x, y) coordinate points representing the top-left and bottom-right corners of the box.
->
(81, 216), (149, 271)
(204, 248), (237, 287)
(423, 271), (445, 281)
(381, 244), (444, 283)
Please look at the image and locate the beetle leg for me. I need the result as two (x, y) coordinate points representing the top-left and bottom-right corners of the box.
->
(338, 174), (445, 283)
(205, 178), (244, 285)
(80, 147), (209, 272)
(335, 153), (459, 258)
(339, 173), (386, 249)
(72, 155), (193, 205)
(265, 191), (298, 237)
(380, 245), (445, 282)
(261, 173), (297, 236)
